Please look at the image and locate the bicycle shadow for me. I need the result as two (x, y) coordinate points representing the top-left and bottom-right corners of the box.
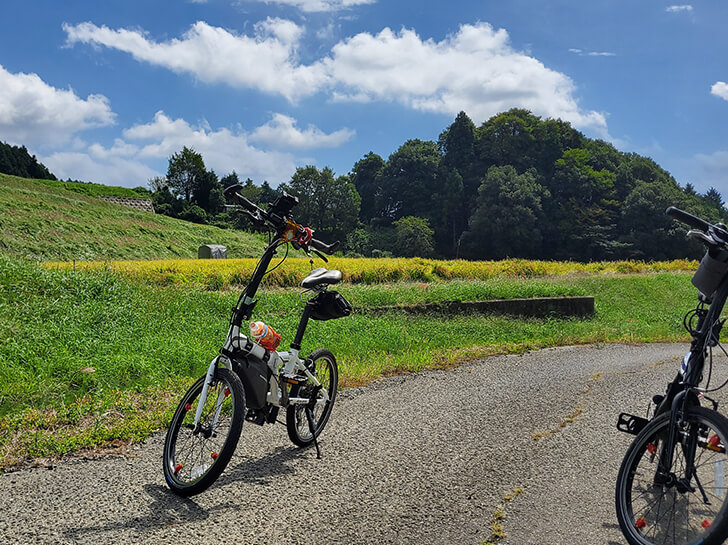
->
(63, 483), (237, 541)
(217, 444), (310, 487)
(601, 521), (624, 544)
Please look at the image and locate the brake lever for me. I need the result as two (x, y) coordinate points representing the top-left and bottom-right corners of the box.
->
(687, 229), (717, 246)
(311, 248), (328, 263)
(240, 208), (265, 227)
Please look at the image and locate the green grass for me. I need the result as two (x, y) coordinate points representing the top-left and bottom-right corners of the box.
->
(31, 178), (145, 198)
(0, 173), (264, 261)
(0, 254), (698, 468)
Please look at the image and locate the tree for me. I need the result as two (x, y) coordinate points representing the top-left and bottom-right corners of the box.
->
(258, 181), (280, 205)
(235, 177), (262, 203)
(179, 203), (207, 224)
(346, 226), (374, 256)
(461, 166), (549, 259)
(0, 141), (56, 180)
(350, 152), (385, 224)
(393, 216), (435, 257)
(167, 147), (205, 202)
(618, 179), (696, 259)
(433, 168), (465, 256)
(704, 187), (725, 210)
(379, 139), (441, 221)
(475, 109), (539, 174)
(193, 170), (225, 215)
(281, 166), (361, 244)
(547, 148), (619, 259)
(439, 112), (478, 205)
(148, 175), (167, 192)
(220, 171), (240, 188)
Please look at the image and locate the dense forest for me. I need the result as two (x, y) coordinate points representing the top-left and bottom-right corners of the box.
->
(0, 141), (56, 180)
(148, 109), (727, 261)
(11, 109), (728, 261)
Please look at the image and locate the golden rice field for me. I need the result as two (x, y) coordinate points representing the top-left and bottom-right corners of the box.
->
(44, 257), (700, 289)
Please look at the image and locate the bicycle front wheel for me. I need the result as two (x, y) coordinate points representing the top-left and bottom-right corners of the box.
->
(163, 367), (245, 496)
(286, 349), (338, 447)
(616, 405), (728, 545)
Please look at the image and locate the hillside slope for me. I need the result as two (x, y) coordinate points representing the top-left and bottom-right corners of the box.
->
(0, 174), (263, 261)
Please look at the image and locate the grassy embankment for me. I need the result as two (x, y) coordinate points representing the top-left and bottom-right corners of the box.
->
(0, 253), (700, 469)
(0, 173), (263, 261)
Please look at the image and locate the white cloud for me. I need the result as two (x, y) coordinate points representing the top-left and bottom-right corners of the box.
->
(711, 81), (728, 101)
(0, 64), (115, 147)
(63, 19), (328, 102)
(249, 113), (354, 149)
(41, 151), (159, 187)
(666, 5), (693, 13)
(64, 20), (609, 135)
(587, 51), (616, 57)
(42, 111), (349, 187)
(240, 0), (376, 13)
(569, 48), (615, 57)
(325, 23), (609, 134)
(122, 111), (299, 184)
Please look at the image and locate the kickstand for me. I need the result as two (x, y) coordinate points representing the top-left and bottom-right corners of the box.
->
(305, 406), (321, 459)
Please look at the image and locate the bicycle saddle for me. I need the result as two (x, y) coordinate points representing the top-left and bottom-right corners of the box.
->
(301, 268), (342, 289)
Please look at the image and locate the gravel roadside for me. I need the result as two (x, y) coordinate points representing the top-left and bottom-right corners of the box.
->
(0, 343), (714, 545)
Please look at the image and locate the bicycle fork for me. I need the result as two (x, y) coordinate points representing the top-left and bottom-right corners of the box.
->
(654, 390), (711, 504)
(191, 356), (232, 434)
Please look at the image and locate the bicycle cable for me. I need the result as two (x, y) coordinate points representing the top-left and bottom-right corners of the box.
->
(699, 337), (728, 394)
(683, 303), (706, 336)
(262, 241), (288, 278)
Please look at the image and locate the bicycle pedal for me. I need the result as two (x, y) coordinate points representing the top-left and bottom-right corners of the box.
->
(245, 409), (266, 426)
(617, 412), (649, 436)
(281, 374), (306, 386)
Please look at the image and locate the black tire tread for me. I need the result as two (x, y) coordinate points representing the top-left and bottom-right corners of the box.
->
(163, 368), (245, 496)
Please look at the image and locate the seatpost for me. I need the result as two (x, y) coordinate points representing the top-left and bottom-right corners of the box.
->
(291, 303), (313, 351)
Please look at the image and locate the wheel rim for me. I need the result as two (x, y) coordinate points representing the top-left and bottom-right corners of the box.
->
(167, 376), (237, 486)
(621, 414), (728, 544)
(294, 355), (334, 441)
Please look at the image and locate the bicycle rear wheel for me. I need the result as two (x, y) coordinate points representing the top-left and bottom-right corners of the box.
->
(163, 367), (245, 496)
(286, 349), (338, 447)
(616, 405), (728, 545)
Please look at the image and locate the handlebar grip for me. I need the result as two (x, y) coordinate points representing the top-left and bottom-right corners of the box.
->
(224, 184), (261, 214)
(665, 206), (712, 231)
(310, 238), (340, 255)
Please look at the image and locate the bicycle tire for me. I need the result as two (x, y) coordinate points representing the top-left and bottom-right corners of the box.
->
(616, 405), (728, 545)
(163, 367), (245, 496)
(286, 349), (338, 447)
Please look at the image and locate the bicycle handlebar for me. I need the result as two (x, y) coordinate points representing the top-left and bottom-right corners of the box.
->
(224, 183), (340, 255)
(224, 184), (263, 214)
(666, 206), (728, 245)
(666, 206), (712, 231)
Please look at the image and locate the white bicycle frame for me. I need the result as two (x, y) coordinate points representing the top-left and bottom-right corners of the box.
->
(192, 322), (330, 431)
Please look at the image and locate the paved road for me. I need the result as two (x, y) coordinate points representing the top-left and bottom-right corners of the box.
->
(2, 343), (725, 545)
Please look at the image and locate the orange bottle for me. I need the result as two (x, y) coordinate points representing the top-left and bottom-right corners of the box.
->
(249, 321), (281, 351)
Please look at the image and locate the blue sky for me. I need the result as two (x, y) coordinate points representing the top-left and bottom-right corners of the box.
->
(1, 1), (727, 196)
